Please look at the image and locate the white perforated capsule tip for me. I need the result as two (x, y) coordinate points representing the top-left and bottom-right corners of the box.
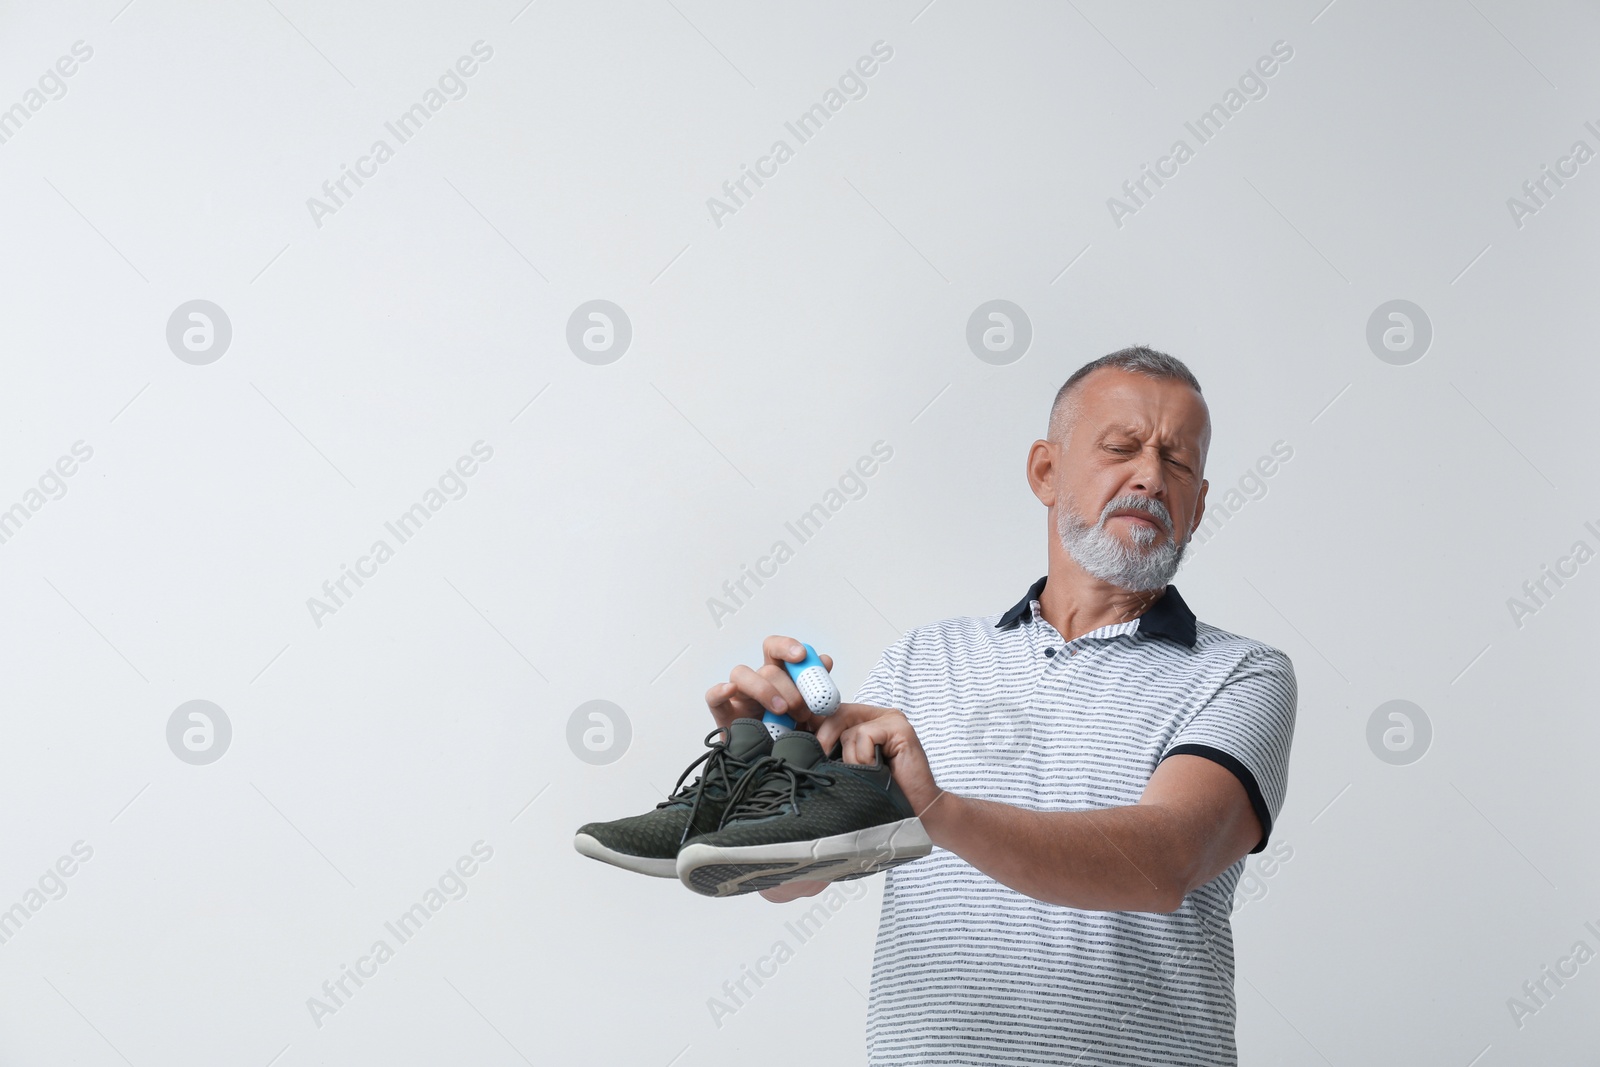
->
(795, 664), (841, 716)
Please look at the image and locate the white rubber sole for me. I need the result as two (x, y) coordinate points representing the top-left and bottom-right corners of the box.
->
(573, 833), (678, 878)
(676, 817), (932, 897)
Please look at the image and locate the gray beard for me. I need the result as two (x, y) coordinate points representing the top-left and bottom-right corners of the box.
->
(1055, 491), (1188, 593)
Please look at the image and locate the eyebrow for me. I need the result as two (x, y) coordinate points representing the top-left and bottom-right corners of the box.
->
(1099, 426), (1200, 458)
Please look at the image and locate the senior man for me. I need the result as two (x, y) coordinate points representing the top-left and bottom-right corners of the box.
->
(705, 346), (1298, 1066)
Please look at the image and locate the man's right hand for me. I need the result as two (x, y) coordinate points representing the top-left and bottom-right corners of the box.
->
(705, 635), (887, 905)
(705, 635), (835, 732)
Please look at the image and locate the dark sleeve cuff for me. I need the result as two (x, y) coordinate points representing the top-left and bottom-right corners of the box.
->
(1161, 743), (1272, 854)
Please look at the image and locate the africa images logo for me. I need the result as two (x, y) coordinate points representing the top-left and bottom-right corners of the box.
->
(705, 41), (894, 229)
(305, 42), (495, 229)
(706, 440), (893, 628)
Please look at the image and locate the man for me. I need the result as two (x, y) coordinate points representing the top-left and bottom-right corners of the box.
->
(705, 346), (1298, 1066)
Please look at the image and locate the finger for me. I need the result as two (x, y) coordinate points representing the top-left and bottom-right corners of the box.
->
(704, 680), (761, 729)
(813, 705), (871, 753)
(758, 879), (830, 903)
(841, 719), (897, 766)
(842, 724), (873, 766)
(764, 640), (832, 675)
(705, 679), (740, 713)
(727, 663), (801, 717)
(813, 702), (888, 753)
(755, 662), (806, 716)
(761, 635), (811, 668)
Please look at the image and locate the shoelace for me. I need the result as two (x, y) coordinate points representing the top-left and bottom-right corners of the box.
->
(671, 727), (762, 846)
(715, 754), (837, 829)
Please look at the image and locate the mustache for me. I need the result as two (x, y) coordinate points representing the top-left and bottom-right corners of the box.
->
(1098, 495), (1173, 534)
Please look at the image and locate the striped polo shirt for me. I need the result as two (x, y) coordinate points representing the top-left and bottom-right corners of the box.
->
(853, 576), (1297, 1067)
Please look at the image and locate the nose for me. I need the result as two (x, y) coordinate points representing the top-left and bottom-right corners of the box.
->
(1128, 447), (1167, 497)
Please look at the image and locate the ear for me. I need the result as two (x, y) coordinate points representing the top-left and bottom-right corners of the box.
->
(1189, 478), (1209, 536)
(1026, 439), (1057, 506)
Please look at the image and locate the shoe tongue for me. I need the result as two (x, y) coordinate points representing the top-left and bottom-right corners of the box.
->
(770, 731), (826, 770)
(726, 719), (773, 761)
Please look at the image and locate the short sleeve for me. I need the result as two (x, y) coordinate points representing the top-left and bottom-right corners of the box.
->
(1160, 647), (1297, 854)
(850, 632), (912, 710)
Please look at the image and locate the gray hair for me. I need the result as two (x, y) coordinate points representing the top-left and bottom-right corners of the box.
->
(1047, 345), (1207, 452)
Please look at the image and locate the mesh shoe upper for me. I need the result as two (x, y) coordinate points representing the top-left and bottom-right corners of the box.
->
(686, 731), (917, 849)
(576, 719), (771, 859)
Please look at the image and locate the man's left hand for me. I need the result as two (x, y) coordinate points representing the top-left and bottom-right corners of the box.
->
(823, 704), (944, 817)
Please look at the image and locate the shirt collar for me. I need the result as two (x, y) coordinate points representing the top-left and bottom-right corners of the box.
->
(995, 574), (1197, 649)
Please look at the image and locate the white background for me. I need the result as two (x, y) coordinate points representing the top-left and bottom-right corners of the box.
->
(1, 0), (1597, 1064)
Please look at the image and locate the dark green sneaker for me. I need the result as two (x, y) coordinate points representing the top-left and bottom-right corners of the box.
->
(574, 719), (772, 878)
(674, 730), (932, 897)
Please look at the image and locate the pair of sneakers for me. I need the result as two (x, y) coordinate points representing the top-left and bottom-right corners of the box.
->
(574, 717), (932, 897)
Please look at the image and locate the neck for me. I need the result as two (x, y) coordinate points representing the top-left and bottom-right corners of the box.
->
(1037, 556), (1166, 643)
